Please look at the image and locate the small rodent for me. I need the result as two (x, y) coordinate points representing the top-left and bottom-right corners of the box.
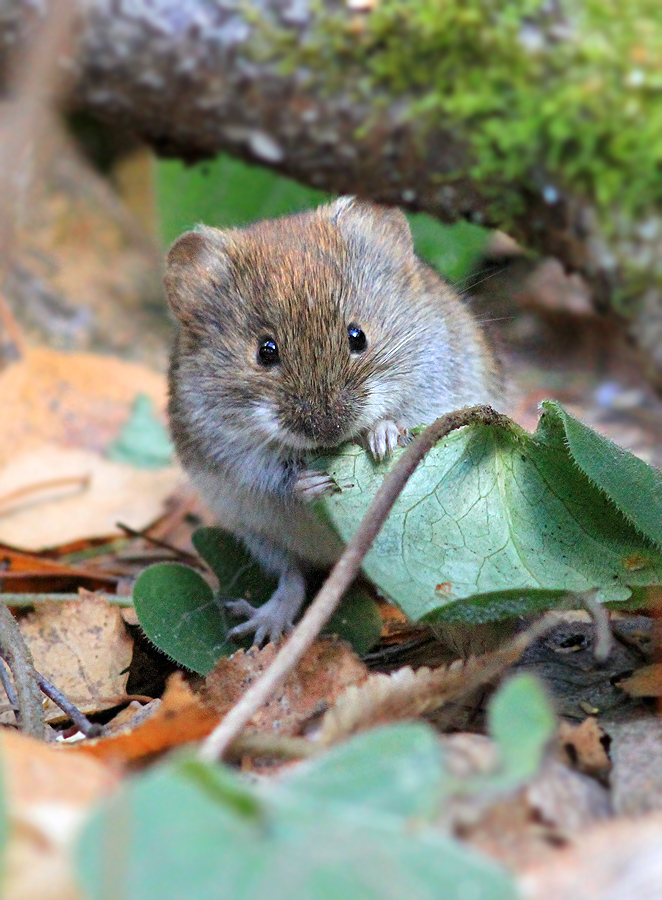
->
(165, 197), (502, 644)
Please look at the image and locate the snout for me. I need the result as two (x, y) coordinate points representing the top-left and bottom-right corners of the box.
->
(281, 393), (358, 448)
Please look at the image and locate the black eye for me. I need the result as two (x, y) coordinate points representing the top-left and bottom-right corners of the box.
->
(348, 323), (367, 353)
(257, 338), (280, 366)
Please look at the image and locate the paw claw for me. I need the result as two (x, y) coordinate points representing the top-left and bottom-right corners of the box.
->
(294, 469), (339, 500)
(366, 419), (409, 460)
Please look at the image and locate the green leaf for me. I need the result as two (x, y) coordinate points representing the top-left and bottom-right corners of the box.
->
(325, 580), (382, 654)
(77, 765), (265, 900)
(156, 154), (488, 283)
(133, 563), (232, 674)
(422, 588), (569, 625)
(541, 401), (662, 549)
(77, 754), (516, 900)
(407, 213), (489, 283)
(487, 674), (556, 789)
(317, 406), (662, 624)
(283, 724), (445, 820)
(106, 394), (173, 468)
(440, 675), (555, 799)
(156, 154), (328, 247)
(179, 758), (266, 821)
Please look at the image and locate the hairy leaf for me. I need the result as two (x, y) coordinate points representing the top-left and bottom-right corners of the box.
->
(133, 563), (231, 675)
(317, 405), (662, 623)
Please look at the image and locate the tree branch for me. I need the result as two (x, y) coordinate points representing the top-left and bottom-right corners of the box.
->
(0, 600), (44, 738)
(0, 1), (623, 290)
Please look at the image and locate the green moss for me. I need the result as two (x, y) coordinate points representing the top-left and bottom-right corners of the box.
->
(265, 1), (662, 229)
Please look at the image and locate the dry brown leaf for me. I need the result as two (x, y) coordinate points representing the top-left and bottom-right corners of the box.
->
(0, 728), (116, 900)
(456, 765), (611, 873)
(435, 735), (610, 872)
(75, 672), (219, 763)
(102, 698), (155, 731)
(518, 811), (662, 900)
(557, 718), (611, 780)
(525, 760), (611, 839)
(2, 594), (133, 723)
(616, 663), (662, 697)
(0, 444), (182, 548)
(76, 639), (366, 765)
(317, 625), (541, 745)
(203, 637), (368, 737)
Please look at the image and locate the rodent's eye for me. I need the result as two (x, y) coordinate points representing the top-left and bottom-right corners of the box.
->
(257, 337), (280, 367)
(347, 323), (367, 354)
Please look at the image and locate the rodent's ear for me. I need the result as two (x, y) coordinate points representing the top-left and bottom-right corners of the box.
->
(164, 226), (230, 327)
(327, 196), (414, 256)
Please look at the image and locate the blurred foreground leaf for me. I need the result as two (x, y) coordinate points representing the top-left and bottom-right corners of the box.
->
(77, 724), (516, 900)
(483, 674), (556, 791)
(106, 394), (173, 469)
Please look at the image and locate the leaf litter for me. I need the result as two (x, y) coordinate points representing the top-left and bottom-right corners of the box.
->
(0, 398), (650, 897)
(1, 388), (662, 899)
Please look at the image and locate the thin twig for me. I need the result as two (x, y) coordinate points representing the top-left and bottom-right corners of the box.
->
(35, 672), (103, 737)
(0, 593), (133, 607)
(116, 522), (202, 567)
(0, 658), (19, 710)
(0, 474), (90, 516)
(0, 600), (44, 737)
(199, 405), (510, 762)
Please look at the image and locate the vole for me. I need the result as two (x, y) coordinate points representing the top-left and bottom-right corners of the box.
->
(165, 197), (502, 645)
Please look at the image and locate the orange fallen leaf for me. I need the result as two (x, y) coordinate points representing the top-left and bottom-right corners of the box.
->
(0, 543), (117, 593)
(616, 663), (662, 697)
(0, 348), (182, 549)
(203, 637), (368, 737)
(0, 347), (167, 469)
(76, 638), (367, 764)
(73, 672), (219, 764)
(0, 445), (182, 550)
(0, 728), (117, 900)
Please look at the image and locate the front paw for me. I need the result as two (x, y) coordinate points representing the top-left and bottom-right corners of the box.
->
(366, 419), (409, 460)
(293, 469), (339, 501)
(226, 592), (300, 646)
